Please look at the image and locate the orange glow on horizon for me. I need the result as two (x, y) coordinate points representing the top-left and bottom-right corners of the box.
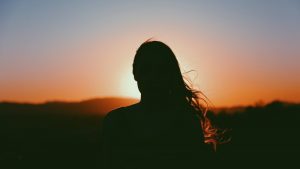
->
(1, 19), (299, 107)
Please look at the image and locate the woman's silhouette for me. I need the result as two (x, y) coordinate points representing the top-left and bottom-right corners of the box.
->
(102, 40), (217, 169)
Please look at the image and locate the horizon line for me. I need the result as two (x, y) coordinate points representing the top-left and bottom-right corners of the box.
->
(0, 96), (298, 108)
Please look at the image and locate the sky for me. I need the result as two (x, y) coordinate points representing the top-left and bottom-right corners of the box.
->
(0, 0), (299, 107)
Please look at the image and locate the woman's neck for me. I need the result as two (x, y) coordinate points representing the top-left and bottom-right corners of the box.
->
(140, 93), (175, 108)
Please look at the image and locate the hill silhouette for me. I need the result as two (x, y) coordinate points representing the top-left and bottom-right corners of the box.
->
(0, 97), (138, 169)
(0, 97), (138, 115)
(0, 98), (299, 168)
(211, 100), (300, 168)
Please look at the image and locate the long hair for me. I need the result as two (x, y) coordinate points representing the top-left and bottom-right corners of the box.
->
(133, 40), (225, 151)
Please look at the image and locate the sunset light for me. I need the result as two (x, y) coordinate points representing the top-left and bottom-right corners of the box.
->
(0, 0), (299, 106)
(119, 68), (140, 99)
(1, 1), (299, 169)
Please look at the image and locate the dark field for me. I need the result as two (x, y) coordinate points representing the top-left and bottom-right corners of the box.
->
(0, 98), (299, 169)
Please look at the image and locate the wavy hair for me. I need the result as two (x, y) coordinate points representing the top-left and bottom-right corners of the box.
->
(133, 40), (227, 151)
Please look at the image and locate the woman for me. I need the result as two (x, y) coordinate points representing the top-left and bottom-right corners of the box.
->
(102, 40), (218, 169)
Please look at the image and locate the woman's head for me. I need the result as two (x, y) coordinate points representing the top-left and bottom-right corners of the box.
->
(133, 40), (224, 150)
(133, 40), (184, 98)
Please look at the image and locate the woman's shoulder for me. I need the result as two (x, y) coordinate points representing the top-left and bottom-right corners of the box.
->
(102, 103), (140, 137)
(104, 103), (140, 123)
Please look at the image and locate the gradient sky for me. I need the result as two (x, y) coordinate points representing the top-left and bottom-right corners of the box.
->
(0, 0), (299, 106)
